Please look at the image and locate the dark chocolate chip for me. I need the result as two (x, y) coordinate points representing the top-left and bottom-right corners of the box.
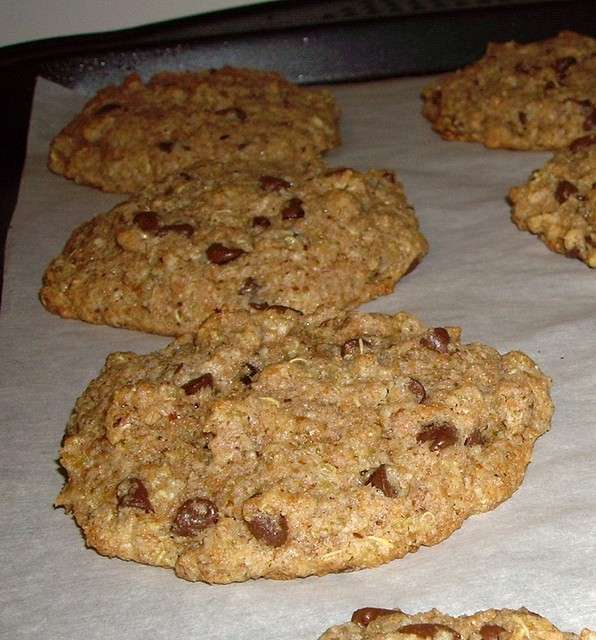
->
(555, 180), (578, 203)
(158, 223), (195, 238)
(365, 464), (398, 497)
(465, 428), (487, 446)
(584, 108), (596, 131)
(95, 103), (122, 116)
(382, 170), (397, 183)
(351, 608), (398, 627)
(240, 362), (260, 385)
(420, 328), (450, 353)
(252, 216), (271, 228)
(182, 373), (214, 395)
(569, 135), (596, 152)
(246, 513), (288, 547)
(281, 197), (305, 220)
(259, 175), (291, 192)
(158, 141), (174, 153)
(117, 478), (154, 513)
(407, 378), (426, 403)
(133, 211), (161, 232)
(249, 302), (270, 311)
(398, 624), (461, 639)
(565, 246), (582, 260)
(480, 625), (506, 640)
(206, 243), (245, 264)
(215, 107), (247, 122)
(171, 497), (218, 536)
(518, 111), (528, 126)
(238, 277), (261, 296)
(416, 422), (458, 451)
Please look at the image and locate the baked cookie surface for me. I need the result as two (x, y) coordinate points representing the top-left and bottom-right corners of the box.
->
(422, 31), (596, 150)
(40, 163), (428, 336)
(509, 135), (596, 266)
(48, 66), (341, 193)
(56, 310), (552, 583)
(319, 607), (593, 640)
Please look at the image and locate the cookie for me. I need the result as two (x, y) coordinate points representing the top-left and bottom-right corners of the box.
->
(40, 162), (428, 336)
(508, 135), (596, 266)
(422, 31), (596, 150)
(319, 606), (593, 640)
(48, 66), (341, 193)
(55, 310), (552, 583)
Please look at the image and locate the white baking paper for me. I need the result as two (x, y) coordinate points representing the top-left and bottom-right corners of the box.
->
(1, 76), (595, 640)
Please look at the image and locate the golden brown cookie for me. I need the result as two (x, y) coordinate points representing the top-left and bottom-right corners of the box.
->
(422, 31), (596, 150)
(40, 162), (428, 336)
(56, 310), (552, 583)
(509, 135), (596, 266)
(319, 606), (593, 640)
(48, 66), (341, 193)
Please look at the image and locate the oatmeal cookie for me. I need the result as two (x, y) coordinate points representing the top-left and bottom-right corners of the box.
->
(422, 31), (596, 150)
(319, 606), (593, 640)
(48, 66), (341, 193)
(508, 135), (596, 266)
(40, 162), (428, 336)
(56, 310), (552, 583)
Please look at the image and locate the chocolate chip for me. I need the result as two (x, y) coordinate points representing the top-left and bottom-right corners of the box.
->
(544, 81), (556, 91)
(465, 428), (487, 446)
(215, 106), (247, 122)
(95, 102), (122, 116)
(365, 464), (399, 497)
(479, 625), (506, 640)
(206, 243), (245, 264)
(281, 197), (305, 220)
(431, 89), (442, 105)
(182, 373), (214, 395)
(351, 608), (398, 626)
(238, 277), (261, 296)
(555, 180), (578, 203)
(407, 378), (426, 403)
(171, 497), (218, 536)
(246, 513), (288, 546)
(179, 171), (192, 180)
(158, 223), (195, 238)
(420, 328), (450, 353)
(553, 56), (577, 76)
(416, 422), (458, 451)
(569, 135), (596, 152)
(117, 478), (154, 513)
(259, 175), (291, 192)
(518, 111), (528, 126)
(133, 211), (161, 232)
(584, 107), (596, 131)
(398, 624), (461, 639)
(252, 216), (271, 228)
(382, 170), (397, 183)
(240, 362), (260, 385)
(249, 302), (303, 314)
(158, 141), (174, 153)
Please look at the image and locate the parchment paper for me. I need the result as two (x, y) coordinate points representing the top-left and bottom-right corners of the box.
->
(1, 76), (595, 640)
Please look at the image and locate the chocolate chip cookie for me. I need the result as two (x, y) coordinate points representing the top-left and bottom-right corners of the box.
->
(56, 310), (552, 583)
(40, 162), (428, 336)
(508, 135), (596, 266)
(422, 31), (596, 150)
(319, 606), (593, 640)
(48, 66), (341, 193)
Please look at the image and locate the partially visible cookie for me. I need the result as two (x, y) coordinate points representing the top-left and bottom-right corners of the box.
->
(422, 31), (596, 150)
(56, 310), (552, 583)
(319, 606), (593, 640)
(508, 135), (596, 266)
(48, 66), (341, 193)
(40, 162), (428, 336)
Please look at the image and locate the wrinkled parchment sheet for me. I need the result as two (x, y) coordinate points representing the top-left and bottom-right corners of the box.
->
(1, 76), (595, 640)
